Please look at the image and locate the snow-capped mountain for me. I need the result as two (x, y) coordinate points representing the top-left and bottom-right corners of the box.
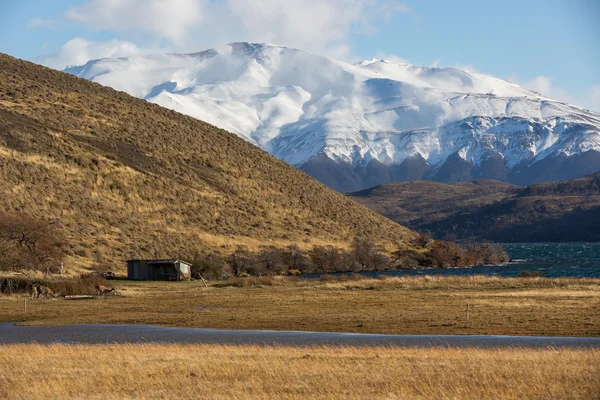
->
(65, 42), (600, 192)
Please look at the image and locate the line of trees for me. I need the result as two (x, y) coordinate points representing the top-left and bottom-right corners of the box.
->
(191, 234), (509, 279)
(0, 212), (507, 279)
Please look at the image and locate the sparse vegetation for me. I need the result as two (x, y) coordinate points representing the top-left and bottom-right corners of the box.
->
(0, 53), (414, 272)
(0, 344), (598, 399)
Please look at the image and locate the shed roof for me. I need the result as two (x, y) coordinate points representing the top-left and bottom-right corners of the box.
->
(127, 259), (192, 266)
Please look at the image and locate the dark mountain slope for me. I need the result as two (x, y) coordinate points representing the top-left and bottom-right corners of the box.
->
(0, 54), (414, 269)
(349, 175), (600, 242)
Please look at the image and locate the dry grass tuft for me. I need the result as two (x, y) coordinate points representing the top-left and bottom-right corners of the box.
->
(214, 275), (278, 287)
(320, 274), (600, 290)
(0, 344), (598, 399)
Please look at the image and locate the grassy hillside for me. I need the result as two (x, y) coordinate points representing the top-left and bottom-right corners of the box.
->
(349, 180), (519, 234)
(350, 175), (600, 242)
(0, 54), (413, 271)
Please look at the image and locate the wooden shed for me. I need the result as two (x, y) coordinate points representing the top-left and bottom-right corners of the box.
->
(127, 259), (192, 281)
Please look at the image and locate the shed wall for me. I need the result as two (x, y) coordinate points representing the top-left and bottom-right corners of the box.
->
(127, 260), (190, 280)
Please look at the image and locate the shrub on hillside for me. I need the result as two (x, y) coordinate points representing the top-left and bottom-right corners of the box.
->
(412, 233), (433, 249)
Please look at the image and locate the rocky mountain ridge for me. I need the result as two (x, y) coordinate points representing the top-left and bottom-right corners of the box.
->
(66, 42), (600, 192)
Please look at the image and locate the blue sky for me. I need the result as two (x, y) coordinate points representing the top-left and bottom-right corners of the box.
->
(1, 0), (599, 110)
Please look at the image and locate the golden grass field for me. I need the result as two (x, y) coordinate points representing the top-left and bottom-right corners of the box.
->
(1, 275), (599, 337)
(0, 344), (598, 399)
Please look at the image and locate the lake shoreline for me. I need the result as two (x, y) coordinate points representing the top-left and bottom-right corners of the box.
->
(298, 242), (600, 279)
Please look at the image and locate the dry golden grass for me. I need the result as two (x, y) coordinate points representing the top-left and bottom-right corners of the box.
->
(0, 54), (414, 270)
(1, 275), (598, 337)
(318, 274), (600, 290)
(0, 344), (598, 399)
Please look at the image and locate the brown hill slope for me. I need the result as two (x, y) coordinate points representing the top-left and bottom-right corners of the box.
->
(349, 175), (600, 242)
(0, 54), (413, 269)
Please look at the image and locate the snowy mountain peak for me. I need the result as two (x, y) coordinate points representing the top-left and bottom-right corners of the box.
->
(356, 58), (388, 66)
(65, 43), (600, 192)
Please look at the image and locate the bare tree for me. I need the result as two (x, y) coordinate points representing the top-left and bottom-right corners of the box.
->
(228, 246), (253, 276)
(280, 244), (310, 272)
(309, 245), (344, 273)
(350, 235), (389, 271)
(0, 213), (66, 272)
(258, 246), (285, 274)
(351, 235), (375, 269)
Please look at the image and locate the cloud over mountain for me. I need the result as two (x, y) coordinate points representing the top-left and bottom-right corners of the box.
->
(66, 42), (600, 192)
(37, 0), (412, 69)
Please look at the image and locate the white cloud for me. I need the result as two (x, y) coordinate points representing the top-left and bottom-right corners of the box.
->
(590, 85), (600, 112)
(52, 0), (411, 60)
(374, 52), (409, 64)
(225, 0), (412, 58)
(525, 76), (553, 95)
(34, 0), (413, 71)
(522, 75), (579, 104)
(64, 0), (205, 45)
(29, 18), (58, 28)
(36, 38), (149, 70)
(591, 86), (600, 101)
(222, 0), (364, 58)
(455, 64), (479, 73)
(511, 75), (600, 112)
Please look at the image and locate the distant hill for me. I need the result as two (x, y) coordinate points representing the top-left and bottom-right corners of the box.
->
(349, 175), (600, 242)
(0, 54), (413, 270)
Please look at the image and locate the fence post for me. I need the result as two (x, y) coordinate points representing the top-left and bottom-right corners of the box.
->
(24, 298), (27, 313)
(465, 303), (470, 321)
